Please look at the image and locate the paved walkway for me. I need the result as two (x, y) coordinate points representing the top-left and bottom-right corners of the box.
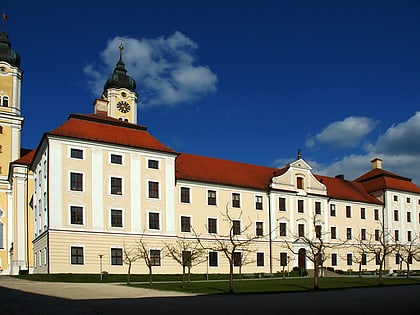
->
(0, 276), (195, 300)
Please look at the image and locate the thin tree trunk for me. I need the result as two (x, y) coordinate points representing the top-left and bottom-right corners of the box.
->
(229, 261), (234, 293)
(127, 263), (132, 284)
(358, 262), (362, 278)
(313, 263), (319, 290)
(148, 266), (153, 287)
(182, 265), (186, 288)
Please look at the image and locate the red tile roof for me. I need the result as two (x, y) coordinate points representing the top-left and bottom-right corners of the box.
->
(355, 168), (420, 194)
(12, 149), (36, 165)
(46, 114), (176, 154)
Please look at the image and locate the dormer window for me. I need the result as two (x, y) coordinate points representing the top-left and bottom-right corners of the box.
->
(296, 176), (304, 189)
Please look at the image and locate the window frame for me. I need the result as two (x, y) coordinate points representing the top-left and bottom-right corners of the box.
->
(110, 153), (123, 165)
(110, 209), (124, 228)
(110, 176), (123, 195)
(148, 159), (159, 169)
(255, 221), (264, 236)
(180, 187), (191, 204)
(148, 212), (160, 230)
(70, 148), (84, 159)
(70, 172), (84, 192)
(207, 190), (217, 206)
(180, 215), (191, 233)
(150, 249), (161, 266)
(111, 248), (123, 266)
(70, 246), (84, 265)
(232, 193), (241, 208)
(208, 218), (217, 234)
(70, 205), (84, 225)
(255, 195), (263, 210)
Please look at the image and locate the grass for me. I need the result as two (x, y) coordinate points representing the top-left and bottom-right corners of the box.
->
(16, 272), (420, 295)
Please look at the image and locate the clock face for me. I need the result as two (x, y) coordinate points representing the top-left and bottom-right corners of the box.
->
(117, 101), (131, 113)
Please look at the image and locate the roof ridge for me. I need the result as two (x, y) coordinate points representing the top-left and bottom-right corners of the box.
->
(69, 113), (147, 131)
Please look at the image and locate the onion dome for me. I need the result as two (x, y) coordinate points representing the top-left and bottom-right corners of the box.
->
(103, 43), (136, 92)
(0, 13), (20, 68)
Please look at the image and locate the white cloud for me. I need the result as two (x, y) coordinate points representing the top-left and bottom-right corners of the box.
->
(306, 116), (378, 148)
(84, 32), (218, 106)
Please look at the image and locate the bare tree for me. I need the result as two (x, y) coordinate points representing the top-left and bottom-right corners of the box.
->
(204, 204), (261, 293)
(164, 236), (207, 288)
(396, 236), (420, 278)
(350, 234), (376, 278)
(123, 243), (140, 284)
(136, 236), (161, 287)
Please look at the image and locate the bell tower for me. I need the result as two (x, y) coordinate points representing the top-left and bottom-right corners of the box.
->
(95, 43), (138, 123)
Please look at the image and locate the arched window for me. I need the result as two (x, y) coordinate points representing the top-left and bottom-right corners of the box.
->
(297, 176), (304, 189)
(2, 96), (8, 107)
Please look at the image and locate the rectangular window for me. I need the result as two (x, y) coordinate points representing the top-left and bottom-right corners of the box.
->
(150, 249), (161, 266)
(279, 197), (286, 211)
(408, 231), (412, 241)
(361, 228), (366, 241)
(394, 230), (399, 241)
(375, 229), (380, 241)
(347, 253), (353, 266)
(233, 220), (241, 235)
(298, 200), (304, 213)
(232, 193), (240, 208)
(374, 209), (379, 221)
(279, 222), (287, 236)
(407, 212), (411, 223)
(360, 208), (366, 219)
(394, 210), (399, 221)
(315, 202), (321, 215)
(330, 204), (336, 217)
(110, 154), (122, 164)
(393, 195), (398, 201)
(376, 253), (381, 265)
(148, 159), (159, 169)
(395, 253), (400, 265)
(362, 253), (367, 265)
(208, 218), (217, 234)
(110, 177), (122, 195)
(331, 253), (337, 266)
(182, 251), (192, 267)
(71, 246), (84, 265)
(257, 252), (264, 266)
(207, 190), (217, 205)
(233, 252), (242, 266)
(70, 172), (83, 191)
(149, 212), (160, 230)
(180, 187), (190, 203)
(330, 226), (337, 239)
(407, 197), (411, 203)
(209, 251), (218, 267)
(280, 252), (288, 266)
(70, 206), (83, 225)
(111, 209), (123, 227)
(256, 222), (263, 236)
(298, 224), (305, 237)
(255, 195), (263, 210)
(70, 148), (83, 159)
(180, 216), (191, 232)
(111, 248), (123, 265)
(346, 206), (351, 218)
(148, 181), (159, 199)
(346, 227), (352, 240)
(315, 225), (322, 238)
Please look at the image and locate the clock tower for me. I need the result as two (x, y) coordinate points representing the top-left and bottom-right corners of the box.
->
(95, 43), (138, 123)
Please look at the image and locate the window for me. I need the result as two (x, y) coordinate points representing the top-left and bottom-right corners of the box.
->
(111, 248), (123, 265)
(361, 228), (366, 240)
(331, 253), (337, 266)
(374, 209), (379, 221)
(395, 253), (400, 265)
(207, 190), (217, 205)
(232, 193), (240, 208)
(180, 216), (191, 232)
(346, 253), (352, 266)
(148, 181), (159, 199)
(298, 224), (305, 237)
(150, 249), (161, 266)
(148, 159), (159, 169)
(233, 220), (241, 235)
(375, 229), (380, 241)
(361, 253), (367, 265)
(360, 208), (366, 219)
(257, 252), (264, 266)
(279, 197), (286, 211)
(255, 195), (263, 210)
(70, 206), (83, 225)
(233, 252), (242, 266)
(394, 210), (399, 221)
(346, 228), (352, 240)
(394, 230), (399, 241)
(315, 202), (321, 215)
(375, 253), (381, 265)
(296, 177), (304, 189)
(297, 200), (304, 213)
(110, 177), (122, 195)
(110, 154), (122, 164)
(71, 246), (84, 265)
(330, 226), (337, 239)
(2, 96), (8, 107)
(149, 212), (160, 230)
(256, 222), (263, 236)
(407, 231), (412, 241)
(280, 252), (288, 266)
(346, 206), (351, 218)
(393, 195), (398, 201)
(70, 172), (83, 191)
(180, 187), (190, 203)
(70, 148), (83, 159)
(111, 209), (123, 227)
(408, 254), (413, 264)
(279, 222), (287, 236)
(407, 212), (411, 223)
(330, 204), (336, 217)
(315, 225), (322, 238)
(209, 251), (218, 266)
(208, 218), (217, 234)
(406, 197), (411, 203)
(182, 251), (192, 267)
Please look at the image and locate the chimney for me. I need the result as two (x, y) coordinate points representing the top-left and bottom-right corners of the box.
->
(93, 98), (109, 116)
(371, 158), (383, 170)
(335, 174), (344, 180)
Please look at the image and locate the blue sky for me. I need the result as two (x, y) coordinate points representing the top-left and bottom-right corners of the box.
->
(6, 0), (420, 184)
